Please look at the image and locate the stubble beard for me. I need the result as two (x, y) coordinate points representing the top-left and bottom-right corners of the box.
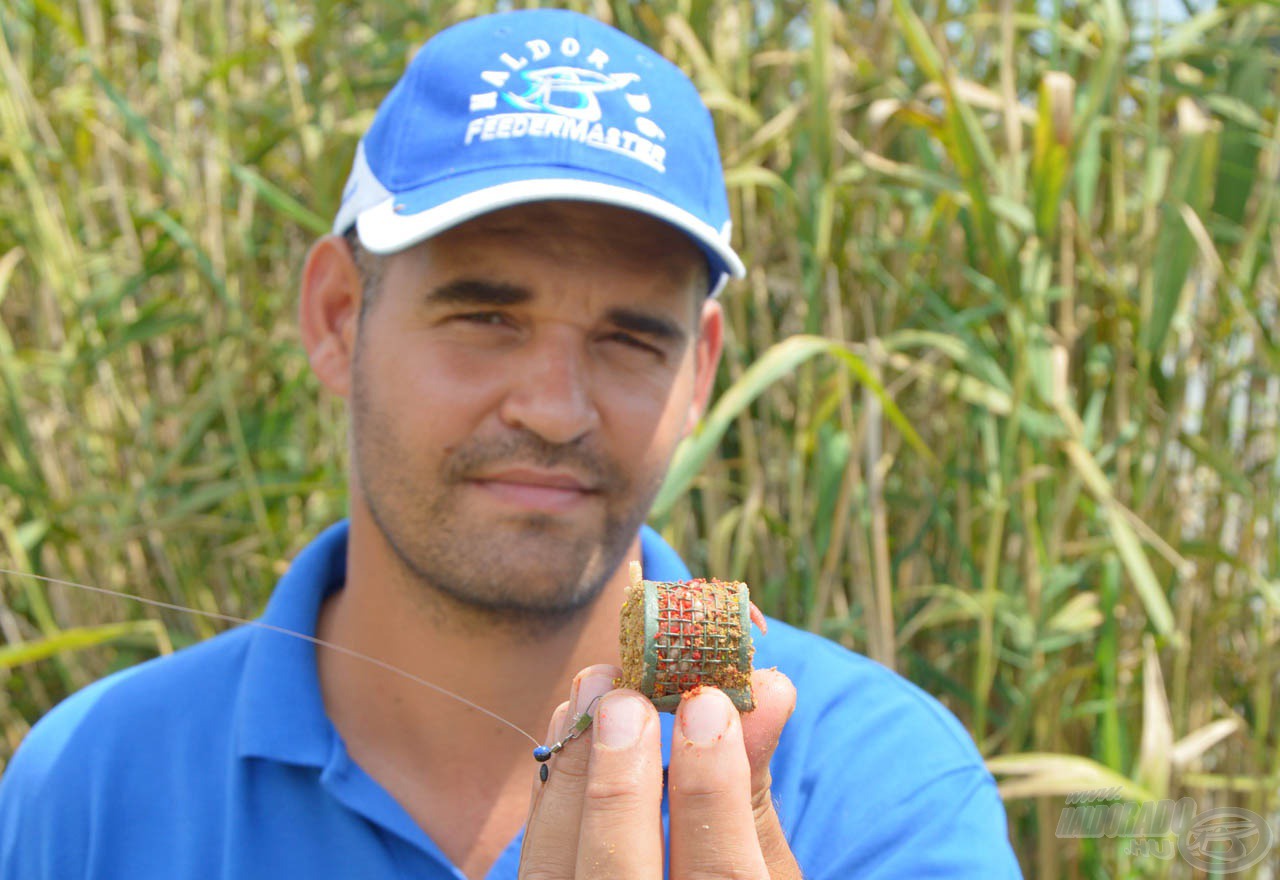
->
(349, 348), (663, 630)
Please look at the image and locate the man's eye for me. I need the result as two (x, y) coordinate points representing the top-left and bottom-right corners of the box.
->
(456, 312), (509, 326)
(606, 332), (661, 355)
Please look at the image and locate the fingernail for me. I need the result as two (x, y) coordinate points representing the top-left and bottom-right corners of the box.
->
(596, 694), (648, 748)
(572, 669), (615, 719)
(680, 690), (730, 745)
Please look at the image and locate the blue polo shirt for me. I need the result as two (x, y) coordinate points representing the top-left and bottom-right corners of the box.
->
(0, 521), (1021, 878)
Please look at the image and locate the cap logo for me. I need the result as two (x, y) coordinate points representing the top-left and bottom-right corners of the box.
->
(503, 67), (637, 121)
(465, 38), (668, 173)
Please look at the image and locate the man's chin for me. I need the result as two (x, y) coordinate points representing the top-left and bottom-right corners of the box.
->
(467, 552), (607, 607)
(411, 528), (614, 608)
(367, 493), (644, 624)
(426, 566), (609, 628)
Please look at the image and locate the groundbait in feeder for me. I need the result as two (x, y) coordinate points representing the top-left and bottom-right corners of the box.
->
(619, 562), (755, 712)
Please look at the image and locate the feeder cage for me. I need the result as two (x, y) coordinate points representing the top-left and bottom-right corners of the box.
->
(619, 562), (755, 712)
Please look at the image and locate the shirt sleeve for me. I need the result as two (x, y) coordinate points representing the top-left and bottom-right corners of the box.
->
(758, 623), (1024, 879)
(786, 750), (1022, 879)
(0, 712), (93, 879)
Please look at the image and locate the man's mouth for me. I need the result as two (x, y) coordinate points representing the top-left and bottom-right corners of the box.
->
(466, 468), (599, 513)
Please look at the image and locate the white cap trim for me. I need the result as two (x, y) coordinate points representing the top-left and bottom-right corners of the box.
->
(352, 177), (746, 283)
(332, 141), (392, 237)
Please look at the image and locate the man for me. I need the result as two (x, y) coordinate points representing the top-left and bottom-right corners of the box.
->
(0, 10), (1021, 879)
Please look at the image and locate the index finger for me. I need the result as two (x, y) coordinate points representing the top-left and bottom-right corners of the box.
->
(521, 666), (617, 880)
(574, 690), (664, 878)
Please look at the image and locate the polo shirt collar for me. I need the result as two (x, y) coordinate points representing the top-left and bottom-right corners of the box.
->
(235, 519), (348, 764)
(234, 519), (691, 766)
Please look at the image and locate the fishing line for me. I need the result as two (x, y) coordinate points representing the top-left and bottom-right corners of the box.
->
(0, 566), (544, 747)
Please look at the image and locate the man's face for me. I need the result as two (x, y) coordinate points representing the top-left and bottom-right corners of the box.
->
(346, 201), (720, 622)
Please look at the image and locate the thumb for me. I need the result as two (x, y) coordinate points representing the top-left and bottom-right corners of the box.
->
(740, 667), (801, 878)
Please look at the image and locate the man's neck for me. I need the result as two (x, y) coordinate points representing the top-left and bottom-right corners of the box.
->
(312, 510), (646, 879)
(314, 511), (638, 781)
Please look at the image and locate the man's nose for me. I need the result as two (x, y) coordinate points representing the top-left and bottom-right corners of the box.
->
(497, 329), (600, 444)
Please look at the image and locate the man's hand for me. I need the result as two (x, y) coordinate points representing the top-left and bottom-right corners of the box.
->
(520, 664), (800, 879)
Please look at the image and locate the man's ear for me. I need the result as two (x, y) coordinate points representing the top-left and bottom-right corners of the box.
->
(299, 234), (363, 398)
(684, 297), (724, 436)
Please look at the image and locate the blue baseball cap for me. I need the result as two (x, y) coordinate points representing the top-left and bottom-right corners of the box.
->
(333, 9), (745, 295)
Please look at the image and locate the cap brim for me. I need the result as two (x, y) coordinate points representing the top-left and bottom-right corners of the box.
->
(354, 170), (746, 289)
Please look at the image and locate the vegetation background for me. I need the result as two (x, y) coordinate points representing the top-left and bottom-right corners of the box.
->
(1, 0), (1276, 876)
